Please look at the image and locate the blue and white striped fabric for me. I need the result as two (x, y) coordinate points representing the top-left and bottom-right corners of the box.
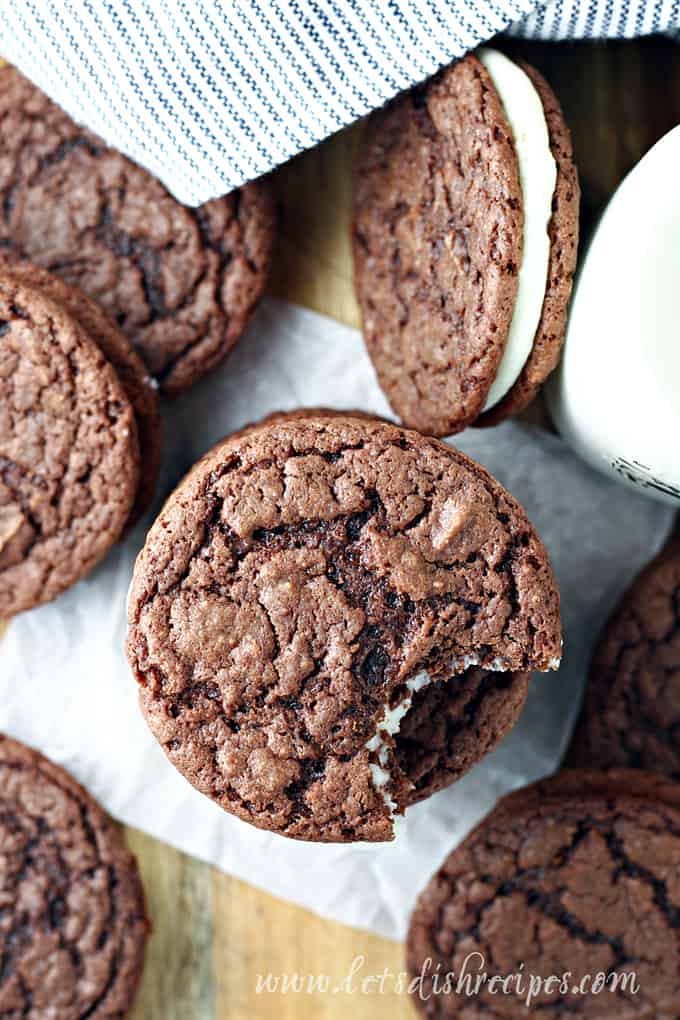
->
(0, 1), (678, 206)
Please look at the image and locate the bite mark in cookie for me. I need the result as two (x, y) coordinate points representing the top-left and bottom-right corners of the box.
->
(126, 413), (561, 842)
(366, 669), (432, 816)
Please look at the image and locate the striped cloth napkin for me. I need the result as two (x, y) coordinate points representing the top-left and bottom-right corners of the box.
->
(0, 0), (678, 206)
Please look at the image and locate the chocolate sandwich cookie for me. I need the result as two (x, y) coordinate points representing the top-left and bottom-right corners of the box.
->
(407, 769), (680, 1019)
(0, 734), (149, 1019)
(569, 541), (680, 777)
(396, 667), (531, 805)
(127, 412), (561, 842)
(0, 257), (161, 528)
(0, 66), (276, 394)
(0, 277), (140, 615)
(353, 49), (579, 436)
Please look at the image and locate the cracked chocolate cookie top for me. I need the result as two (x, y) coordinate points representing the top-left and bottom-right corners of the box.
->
(0, 734), (149, 1020)
(352, 54), (578, 436)
(0, 66), (276, 394)
(570, 542), (680, 778)
(0, 276), (140, 616)
(126, 413), (560, 842)
(0, 257), (161, 529)
(353, 55), (520, 436)
(407, 769), (680, 1019)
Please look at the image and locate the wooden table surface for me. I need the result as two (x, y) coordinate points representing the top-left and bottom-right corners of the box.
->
(2, 35), (680, 1020)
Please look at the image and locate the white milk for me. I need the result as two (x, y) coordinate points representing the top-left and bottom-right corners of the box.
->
(548, 126), (680, 506)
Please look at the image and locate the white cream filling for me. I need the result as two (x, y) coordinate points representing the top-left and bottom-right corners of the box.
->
(366, 669), (432, 817)
(449, 652), (483, 672)
(477, 48), (557, 411)
(451, 651), (562, 673)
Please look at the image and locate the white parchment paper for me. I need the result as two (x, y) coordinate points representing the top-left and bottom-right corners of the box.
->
(0, 299), (674, 940)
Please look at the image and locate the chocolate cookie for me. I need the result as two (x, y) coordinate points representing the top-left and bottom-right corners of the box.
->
(397, 667), (531, 805)
(0, 66), (276, 394)
(569, 541), (680, 777)
(0, 734), (149, 1019)
(126, 412), (561, 842)
(184, 408), (533, 809)
(353, 50), (579, 436)
(0, 257), (161, 527)
(0, 277), (140, 615)
(407, 769), (680, 1019)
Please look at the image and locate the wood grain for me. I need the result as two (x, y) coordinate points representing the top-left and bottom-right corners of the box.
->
(268, 123), (363, 330)
(2, 36), (680, 1019)
(210, 877), (410, 1020)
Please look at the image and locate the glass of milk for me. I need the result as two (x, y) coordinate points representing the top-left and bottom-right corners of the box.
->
(547, 125), (680, 507)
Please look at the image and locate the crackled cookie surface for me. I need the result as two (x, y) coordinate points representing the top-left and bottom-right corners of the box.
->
(0, 277), (140, 615)
(353, 55), (521, 436)
(127, 414), (560, 842)
(353, 53), (578, 435)
(407, 770), (680, 1019)
(0, 66), (276, 394)
(570, 542), (680, 777)
(0, 734), (149, 1020)
(0, 257), (161, 527)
